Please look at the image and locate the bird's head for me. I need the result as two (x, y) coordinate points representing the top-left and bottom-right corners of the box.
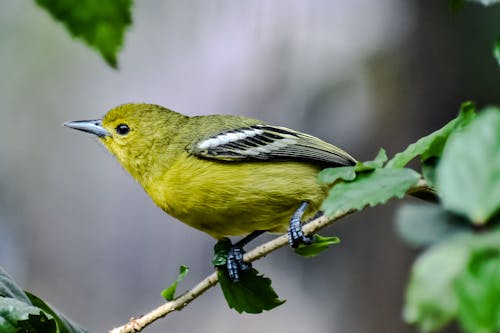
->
(65, 103), (187, 183)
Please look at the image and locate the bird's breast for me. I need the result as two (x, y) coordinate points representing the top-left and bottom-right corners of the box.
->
(145, 153), (327, 239)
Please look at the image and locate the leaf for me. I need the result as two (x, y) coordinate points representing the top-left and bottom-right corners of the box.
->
(319, 149), (388, 185)
(161, 265), (189, 301)
(0, 297), (57, 333)
(294, 234), (340, 257)
(354, 148), (387, 172)
(0, 266), (87, 333)
(0, 266), (31, 303)
(421, 157), (439, 187)
(321, 168), (421, 217)
(403, 232), (473, 332)
(217, 268), (285, 314)
(494, 37), (500, 67)
(386, 103), (476, 169)
(454, 248), (500, 333)
(26, 292), (88, 333)
(318, 166), (356, 184)
(212, 238), (232, 266)
(35, 0), (133, 68)
(437, 107), (500, 225)
(395, 203), (469, 248)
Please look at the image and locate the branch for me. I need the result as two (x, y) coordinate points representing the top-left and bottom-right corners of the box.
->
(109, 178), (432, 333)
(109, 208), (354, 333)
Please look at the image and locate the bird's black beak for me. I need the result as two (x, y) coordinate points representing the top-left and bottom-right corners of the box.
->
(64, 119), (110, 137)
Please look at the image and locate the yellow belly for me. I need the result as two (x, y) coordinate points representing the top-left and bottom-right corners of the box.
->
(145, 153), (327, 239)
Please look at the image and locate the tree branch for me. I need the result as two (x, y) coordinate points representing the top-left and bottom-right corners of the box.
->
(109, 178), (432, 333)
(108, 208), (354, 333)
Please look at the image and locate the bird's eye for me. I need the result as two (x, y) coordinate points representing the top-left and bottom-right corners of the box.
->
(115, 124), (130, 135)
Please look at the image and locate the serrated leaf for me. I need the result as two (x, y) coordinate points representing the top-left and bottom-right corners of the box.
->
(294, 234), (340, 257)
(217, 268), (285, 314)
(355, 148), (388, 172)
(318, 166), (356, 184)
(395, 203), (469, 248)
(437, 108), (500, 225)
(35, 0), (133, 68)
(454, 249), (500, 333)
(494, 37), (500, 67)
(319, 149), (388, 185)
(161, 265), (189, 301)
(0, 297), (57, 333)
(386, 104), (476, 169)
(321, 168), (421, 217)
(403, 232), (473, 332)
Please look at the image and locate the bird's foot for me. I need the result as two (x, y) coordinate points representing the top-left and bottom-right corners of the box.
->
(227, 245), (251, 282)
(287, 202), (314, 248)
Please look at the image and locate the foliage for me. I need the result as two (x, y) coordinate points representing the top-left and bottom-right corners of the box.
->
(294, 234), (340, 257)
(217, 268), (285, 314)
(399, 106), (500, 333)
(437, 108), (500, 225)
(213, 239), (284, 314)
(15, 1), (500, 331)
(161, 265), (189, 301)
(35, 0), (133, 68)
(0, 266), (87, 333)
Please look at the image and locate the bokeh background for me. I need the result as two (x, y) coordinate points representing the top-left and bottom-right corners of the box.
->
(0, 1), (499, 332)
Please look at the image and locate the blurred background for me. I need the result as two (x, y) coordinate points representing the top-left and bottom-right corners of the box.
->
(0, 1), (499, 332)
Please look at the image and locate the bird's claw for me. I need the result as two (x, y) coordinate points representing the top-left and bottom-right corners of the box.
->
(227, 245), (251, 282)
(288, 202), (314, 248)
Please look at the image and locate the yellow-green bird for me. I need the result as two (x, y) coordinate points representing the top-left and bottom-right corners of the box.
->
(65, 103), (356, 280)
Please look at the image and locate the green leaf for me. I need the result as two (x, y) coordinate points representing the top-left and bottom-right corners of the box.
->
(217, 268), (285, 314)
(321, 168), (421, 217)
(437, 107), (500, 225)
(0, 266), (87, 333)
(454, 248), (500, 333)
(161, 265), (189, 301)
(212, 238), (232, 266)
(0, 297), (57, 333)
(35, 0), (133, 68)
(386, 103), (476, 169)
(355, 148), (387, 172)
(318, 166), (356, 184)
(294, 234), (340, 257)
(396, 203), (469, 248)
(26, 292), (88, 333)
(212, 239), (284, 313)
(319, 149), (388, 185)
(403, 232), (473, 332)
(0, 267), (30, 303)
(494, 37), (500, 67)
(421, 157), (439, 187)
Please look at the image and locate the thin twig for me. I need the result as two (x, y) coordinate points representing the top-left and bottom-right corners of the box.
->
(108, 208), (354, 333)
(109, 178), (431, 333)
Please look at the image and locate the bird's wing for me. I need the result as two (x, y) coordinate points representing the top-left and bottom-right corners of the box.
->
(190, 124), (356, 166)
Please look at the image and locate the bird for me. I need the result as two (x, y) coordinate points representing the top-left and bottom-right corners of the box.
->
(64, 103), (356, 281)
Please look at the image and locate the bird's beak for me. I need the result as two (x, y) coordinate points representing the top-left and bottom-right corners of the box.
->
(64, 119), (110, 137)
